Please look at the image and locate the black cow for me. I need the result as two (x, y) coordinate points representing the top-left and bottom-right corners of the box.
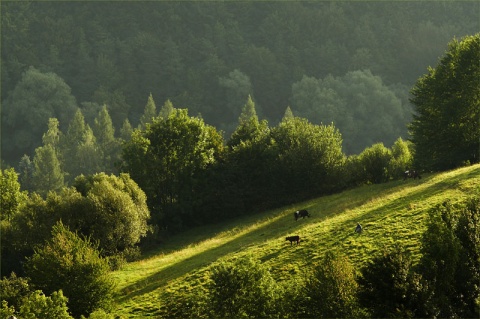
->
(294, 209), (311, 221)
(286, 235), (300, 245)
(403, 170), (422, 181)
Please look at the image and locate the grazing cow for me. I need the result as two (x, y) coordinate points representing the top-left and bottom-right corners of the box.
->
(286, 235), (300, 245)
(403, 170), (422, 181)
(355, 222), (363, 233)
(294, 209), (311, 221)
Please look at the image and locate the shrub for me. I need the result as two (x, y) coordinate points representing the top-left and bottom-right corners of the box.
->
(419, 198), (480, 318)
(357, 143), (392, 184)
(358, 246), (428, 318)
(24, 222), (115, 318)
(0, 272), (31, 311)
(302, 251), (363, 318)
(207, 256), (282, 318)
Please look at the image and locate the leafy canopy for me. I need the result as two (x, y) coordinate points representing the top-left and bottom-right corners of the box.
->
(409, 33), (480, 170)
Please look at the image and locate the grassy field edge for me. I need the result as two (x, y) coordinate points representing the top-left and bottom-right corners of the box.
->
(112, 164), (480, 317)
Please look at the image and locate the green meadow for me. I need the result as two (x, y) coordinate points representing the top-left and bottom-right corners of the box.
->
(112, 164), (480, 317)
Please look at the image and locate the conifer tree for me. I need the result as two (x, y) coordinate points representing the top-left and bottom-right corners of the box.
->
(158, 99), (174, 119)
(18, 154), (35, 192)
(76, 125), (101, 176)
(282, 106), (295, 122)
(62, 110), (100, 181)
(119, 118), (133, 142)
(93, 105), (118, 173)
(32, 145), (64, 196)
(138, 93), (157, 129)
(42, 118), (62, 153)
(228, 95), (269, 148)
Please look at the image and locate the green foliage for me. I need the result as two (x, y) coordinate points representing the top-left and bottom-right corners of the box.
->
(18, 155), (35, 192)
(419, 198), (480, 318)
(388, 137), (413, 179)
(357, 143), (392, 184)
(42, 118), (62, 153)
(1, 67), (78, 163)
(409, 33), (480, 171)
(207, 256), (282, 318)
(72, 173), (150, 255)
(0, 168), (25, 221)
(227, 95), (266, 148)
(138, 94), (157, 130)
(119, 119), (133, 142)
(358, 246), (427, 318)
(92, 105), (120, 174)
(0, 272), (31, 311)
(122, 107), (224, 230)
(17, 290), (73, 319)
(32, 145), (64, 196)
(219, 70), (253, 129)
(1, 289), (74, 319)
(271, 117), (345, 199)
(3, 2), (478, 168)
(61, 110), (101, 182)
(303, 252), (362, 318)
(291, 70), (411, 154)
(25, 222), (115, 318)
(111, 164), (480, 317)
(80, 308), (116, 319)
(0, 300), (16, 318)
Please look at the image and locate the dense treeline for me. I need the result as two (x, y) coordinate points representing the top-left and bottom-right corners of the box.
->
(2, 1), (478, 162)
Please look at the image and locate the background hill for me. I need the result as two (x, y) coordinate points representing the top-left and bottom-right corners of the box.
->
(2, 1), (479, 162)
(112, 164), (480, 317)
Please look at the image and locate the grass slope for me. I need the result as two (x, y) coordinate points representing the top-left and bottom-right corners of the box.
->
(112, 164), (480, 317)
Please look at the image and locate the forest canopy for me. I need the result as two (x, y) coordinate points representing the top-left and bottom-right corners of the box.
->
(2, 1), (479, 164)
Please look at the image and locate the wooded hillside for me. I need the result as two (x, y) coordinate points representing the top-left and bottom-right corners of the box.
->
(2, 1), (478, 163)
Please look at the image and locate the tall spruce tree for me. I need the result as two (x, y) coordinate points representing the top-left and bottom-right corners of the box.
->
(93, 105), (118, 173)
(228, 95), (268, 148)
(32, 145), (64, 196)
(18, 154), (35, 192)
(138, 93), (157, 129)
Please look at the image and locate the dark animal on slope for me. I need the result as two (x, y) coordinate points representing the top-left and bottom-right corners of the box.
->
(403, 170), (422, 180)
(294, 209), (311, 221)
(286, 235), (300, 245)
(355, 222), (363, 233)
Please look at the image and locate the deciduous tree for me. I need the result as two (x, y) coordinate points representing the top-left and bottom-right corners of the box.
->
(409, 33), (480, 170)
(1, 67), (77, 163)
(122, 108), (223, 230)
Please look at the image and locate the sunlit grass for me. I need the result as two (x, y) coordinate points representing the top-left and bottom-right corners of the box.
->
(112, 164), (480, 317)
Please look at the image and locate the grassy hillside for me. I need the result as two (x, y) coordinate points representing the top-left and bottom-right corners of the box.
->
(112, 164), (480, 317)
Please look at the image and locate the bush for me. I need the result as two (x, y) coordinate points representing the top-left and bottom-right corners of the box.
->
(358, 246), (428, 318)
(18, 290), (73, 319)
(357, 143), (392, 184)
(207, 256), (282, 318)
(419, 198), (480, 318)
(302, 252), (363, 318)
(24, 222), (115, 318)
(0, 290), (74, 319)
(0, 272), (31, 311)
(388, 137), (413, 179)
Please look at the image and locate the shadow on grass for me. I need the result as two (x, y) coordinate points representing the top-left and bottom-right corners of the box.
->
(116, 165), (480, 304)
(309, 165), (480, 260)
